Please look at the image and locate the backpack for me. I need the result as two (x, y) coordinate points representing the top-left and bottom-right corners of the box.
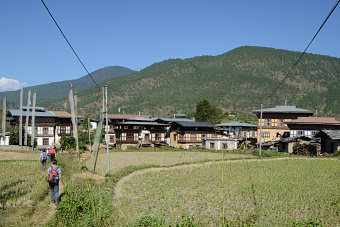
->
(47, 166), (59, 183)
(41, 152), (47, 161)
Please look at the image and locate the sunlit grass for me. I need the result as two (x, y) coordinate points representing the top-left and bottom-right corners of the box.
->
(116, 158), (340, 226)
(86, 151), (254, 176)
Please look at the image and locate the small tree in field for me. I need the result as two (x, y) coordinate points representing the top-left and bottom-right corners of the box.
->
(194, 99), (222, 124)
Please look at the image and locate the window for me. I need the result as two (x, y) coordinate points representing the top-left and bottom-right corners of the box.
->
(264, 119), (272, 126)
(174, 134), (177, 141)
(27, 126), (32, 135)
(261, 133), (270, 138)
(43, 127), (49, 135)
(210, 143), (215, 149)
(43, 138), (49, 145)
(49, 127), (54, 135)
(222, 143), (228, 149)
(127, 133), (134, 141)
(190, 133), (197, 141)
(277, 119), (284, 126)
(37, 127), (43, 135)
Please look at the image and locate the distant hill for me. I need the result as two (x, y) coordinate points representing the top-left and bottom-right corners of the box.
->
(42, 46), (340, 119)
(0, 66), (134, 107)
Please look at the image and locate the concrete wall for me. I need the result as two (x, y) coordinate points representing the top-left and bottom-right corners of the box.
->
(0, 145), (33, 151)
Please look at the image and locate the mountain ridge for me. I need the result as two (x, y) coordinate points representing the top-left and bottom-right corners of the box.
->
(0, 66), (135, 107)
(42, 46), (340, 119)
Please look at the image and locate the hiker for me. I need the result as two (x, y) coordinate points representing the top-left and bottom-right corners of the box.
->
(49, 147), (56, 163)
(47, 160), (62, 205)
(46, 147), (51, 163)
(39, 149), (47, 171)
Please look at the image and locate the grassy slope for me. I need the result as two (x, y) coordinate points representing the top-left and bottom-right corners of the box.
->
(43, 46), (340, 119)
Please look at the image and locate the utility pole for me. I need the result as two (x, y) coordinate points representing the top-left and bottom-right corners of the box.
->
(19, 88), (23, 146)
(259, 104), (263, 156)
(74, 88), (80, 169)
(88, 117), (91, 153)
(105, 85), (110, 175)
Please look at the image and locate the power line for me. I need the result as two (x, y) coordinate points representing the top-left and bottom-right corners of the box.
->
(40, 0), (100, 90)
(267, 0), (340, 100)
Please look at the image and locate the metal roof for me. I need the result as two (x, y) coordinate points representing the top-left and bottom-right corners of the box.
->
(318, 130), (340, 140)
(158, 118), (195, 122)
(130, 117), (158, 122)
(107, 114), (151, 119)
(286, 117), (340, 125)
(22, 106), (46, 112)
(119, 121), (169, 126)
(216, 121), (257, 128)
(174, 121), (214, 128)
(8, 109), (57, 118)
(252, 106), (313, 114)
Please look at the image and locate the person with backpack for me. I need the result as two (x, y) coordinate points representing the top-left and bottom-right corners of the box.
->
(39, 149), (47, 171)
(47, 160), (62, 205)
(49, 147), (56, 163)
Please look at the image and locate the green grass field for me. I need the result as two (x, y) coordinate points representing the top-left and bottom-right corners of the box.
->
(115, 158), (340, 226)
(86, 151), (253, 176)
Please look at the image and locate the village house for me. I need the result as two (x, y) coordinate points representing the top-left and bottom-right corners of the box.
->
(105, 114), (168, 149)
(251, 106), (314, 143)
(6, 107), (82, 148)
(285, 117), (340, 138)
(315, 130), (340, 154)
(167, 120), (218, 149)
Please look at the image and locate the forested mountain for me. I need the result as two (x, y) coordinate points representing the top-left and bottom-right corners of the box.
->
(0, 66), (134, 107)
(42, 46), (340, 119)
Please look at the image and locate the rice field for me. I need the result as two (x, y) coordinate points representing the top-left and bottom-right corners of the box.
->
(86, 151), (253, 176)
(0, 151), (40, 161)
(0, 151), (44, 211)
(115, 158), (340, 226)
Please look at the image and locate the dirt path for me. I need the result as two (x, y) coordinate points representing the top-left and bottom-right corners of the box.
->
(114, 157), (338, 198)
(38, 181), (64, 226)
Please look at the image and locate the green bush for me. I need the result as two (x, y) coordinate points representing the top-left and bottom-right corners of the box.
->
(135, 215), (165, 227)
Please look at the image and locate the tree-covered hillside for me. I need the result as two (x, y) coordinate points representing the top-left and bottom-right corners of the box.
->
(0, 66), (134, 106)
(42, 46), (340, 119)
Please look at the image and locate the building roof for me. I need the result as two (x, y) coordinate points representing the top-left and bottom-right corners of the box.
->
(107, 114), (151, 119)
(286, 117), (340, 125)
(216, 121), (257, 128)
(316, 130), (340, 140)
(7, 109), (57, 118)
(119, 121), (169, 126)
(174, 121), (214, 128)
(52, 111), (73, 118)
(130, 117), (157, 122)
(252, 106), (313, 114)
(158, 118), (195, 122)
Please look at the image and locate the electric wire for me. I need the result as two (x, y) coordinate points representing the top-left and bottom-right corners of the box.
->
(40, 0), (100, 90)
(267, 0), (340, 100)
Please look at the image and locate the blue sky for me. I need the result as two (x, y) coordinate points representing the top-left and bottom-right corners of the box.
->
(0, 0), (339, 90)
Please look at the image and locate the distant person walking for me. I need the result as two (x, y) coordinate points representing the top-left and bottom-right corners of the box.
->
(47, 160), (62, 205)
(46, 147), (51, 163)
(39, 149), (47, 171)
(49, 147), (56, 163)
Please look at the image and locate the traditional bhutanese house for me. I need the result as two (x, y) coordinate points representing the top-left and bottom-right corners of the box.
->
(114, 121), (169, 149)
(156, 118), (195, 145)
(215, 121), (257, 139)
(7, 107), (57, 147)
(315, 130), (340, 154)
(251, 106), (313, 143)
(7, 107), (83, 148)
(286, 117), (340, 138)
(202, 137), (239, 151)
(105, 114), (168, 149)
(169, 121), (218, 149)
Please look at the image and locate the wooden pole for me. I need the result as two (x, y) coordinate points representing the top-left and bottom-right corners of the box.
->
(24, 90), (31, 148)
(31, 91), (36, 149)
(19, 88), (23, 146)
